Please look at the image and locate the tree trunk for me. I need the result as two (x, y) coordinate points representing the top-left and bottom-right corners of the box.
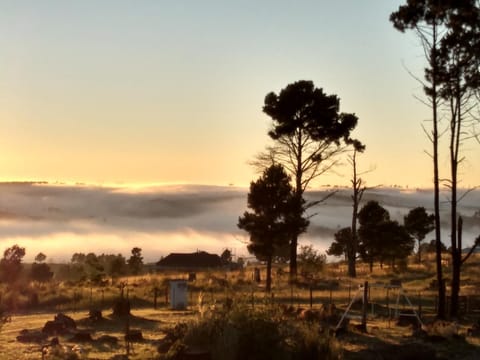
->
(431, 23), (445, 319)
(347, 248), (356, 278)
(418, 239), (422, 263)
(266, 256), (272, 292)
(290, 146), (303, 281)
(289, 235), (297, 282)
(348, 149), (360, 278)
(450, 217), (462, 318)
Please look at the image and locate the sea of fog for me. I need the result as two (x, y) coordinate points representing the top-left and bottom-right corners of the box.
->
(0, 183), (478, 263)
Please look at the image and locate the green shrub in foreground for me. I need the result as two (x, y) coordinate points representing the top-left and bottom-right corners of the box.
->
(161, 305), (342, 360)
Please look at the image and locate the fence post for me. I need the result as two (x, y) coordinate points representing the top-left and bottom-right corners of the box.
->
(309, 286), (313, 309)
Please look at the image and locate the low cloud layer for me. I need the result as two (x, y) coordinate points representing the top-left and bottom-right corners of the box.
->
(0, 183), (478, 262)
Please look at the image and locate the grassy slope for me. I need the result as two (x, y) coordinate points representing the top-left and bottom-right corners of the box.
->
(1, 254), (480, 359)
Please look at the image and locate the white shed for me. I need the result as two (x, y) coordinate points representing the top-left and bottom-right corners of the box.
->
(169, 280), (188, 310)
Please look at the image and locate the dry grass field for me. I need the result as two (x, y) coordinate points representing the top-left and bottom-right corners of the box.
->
(0, 255), (479, 359)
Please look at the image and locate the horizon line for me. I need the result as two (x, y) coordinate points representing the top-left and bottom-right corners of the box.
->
(0, 179), (478, 192)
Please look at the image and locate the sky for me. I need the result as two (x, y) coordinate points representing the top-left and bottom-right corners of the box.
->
(1, 0), (478, 188)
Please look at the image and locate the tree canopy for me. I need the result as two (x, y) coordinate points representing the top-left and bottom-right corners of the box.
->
(0, 244), (26, 285)
(327, 227), (351, 260)
(238, 164), (305, 291)
(358, 201), (414, 270)
(128, 247), (144, 275)
(404, 207), (435, 262)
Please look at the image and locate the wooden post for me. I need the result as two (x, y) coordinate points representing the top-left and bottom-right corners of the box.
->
(309, 286), (313, 309)
(348, 284), (351, 303)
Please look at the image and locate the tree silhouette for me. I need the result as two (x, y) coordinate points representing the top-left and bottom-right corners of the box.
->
(404, 207), (435, 263)
(262, 80), (359, 279)
(379, 220), (415, 269)
(220, 249), (233, 263)
(390, 0), (449, 319)
(391, 0), (480, 318)
(358, 202), (414, 270)
(0, 245), (26, 285)
(347, 140), (367, 277)
(128, 247), (144, 275)
(30, 252), (53, 283)
(437, 3), (480, 319)
(358, 201), (391, 271)
(35, 252), (47, 263)
(327, 227), (351, 260)
(238, 164), (306, 292)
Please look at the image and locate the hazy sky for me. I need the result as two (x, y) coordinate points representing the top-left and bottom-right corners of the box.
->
(1, 0), (479, 188)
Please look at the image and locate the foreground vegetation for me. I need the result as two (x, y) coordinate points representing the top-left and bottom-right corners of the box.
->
(0, 253), (479, 359)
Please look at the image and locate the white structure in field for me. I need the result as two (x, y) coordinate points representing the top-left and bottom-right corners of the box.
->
(169, 280), (188, 310)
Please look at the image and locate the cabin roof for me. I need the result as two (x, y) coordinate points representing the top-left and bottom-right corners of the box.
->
(156, 251), (225, 269)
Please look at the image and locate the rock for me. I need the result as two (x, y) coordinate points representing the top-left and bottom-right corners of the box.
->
(43, 320), (69, 335)
(42, 313), (76, 335)
(16, 330), (47, 343)
(55, 313), (76, 330)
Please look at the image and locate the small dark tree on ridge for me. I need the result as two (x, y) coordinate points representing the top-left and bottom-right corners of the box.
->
(404, 207), (435, 263)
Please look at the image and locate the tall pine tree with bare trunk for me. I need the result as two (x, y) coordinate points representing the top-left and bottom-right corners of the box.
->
(436, 2), (480, 318)
(347, 140), (367, 278)
(390, 0), (448, 319)
(391, 0), (480, 318)
(261, 80), (359, 279)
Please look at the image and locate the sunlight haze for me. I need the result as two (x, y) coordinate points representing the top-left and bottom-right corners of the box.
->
(2, 0), (478, 188)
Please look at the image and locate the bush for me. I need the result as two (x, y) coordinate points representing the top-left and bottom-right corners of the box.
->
(165, 305), (342, 360)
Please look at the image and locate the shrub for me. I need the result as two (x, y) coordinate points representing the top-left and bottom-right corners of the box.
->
(165, 304), (342, 360)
